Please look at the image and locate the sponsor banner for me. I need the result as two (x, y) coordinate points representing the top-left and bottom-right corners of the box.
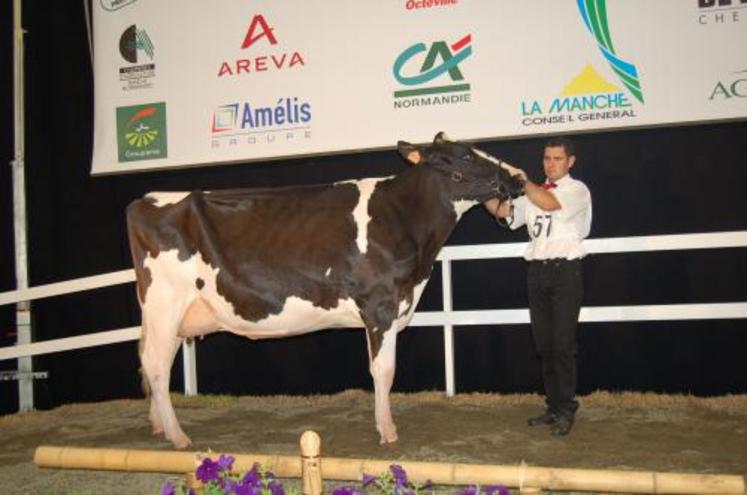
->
(92, 0), (747, 174)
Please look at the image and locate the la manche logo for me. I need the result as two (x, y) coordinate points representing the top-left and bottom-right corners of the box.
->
(116, 102), (168, 162)
(520, 0), (643, 127)
(217, 14), (305, 77)
(392, 34), (473, 110)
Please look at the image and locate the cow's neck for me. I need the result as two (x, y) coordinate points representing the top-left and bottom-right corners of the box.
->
(382, 166), (472, 277)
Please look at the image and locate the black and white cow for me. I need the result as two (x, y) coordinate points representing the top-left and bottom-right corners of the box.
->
(126, 133), (524, 448)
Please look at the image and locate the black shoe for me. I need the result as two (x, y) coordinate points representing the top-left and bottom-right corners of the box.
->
(527, 411), (557, 427)
(550, 415), (574, 436)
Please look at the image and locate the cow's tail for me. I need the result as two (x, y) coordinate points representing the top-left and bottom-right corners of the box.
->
(138, 325), (151, 398)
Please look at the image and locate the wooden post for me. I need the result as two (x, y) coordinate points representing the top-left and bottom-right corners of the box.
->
(300, 430), (323, 495)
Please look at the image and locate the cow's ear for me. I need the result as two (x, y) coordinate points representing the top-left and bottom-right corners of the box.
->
(434, 132), (451, 144)
(398, 141), (422, 165)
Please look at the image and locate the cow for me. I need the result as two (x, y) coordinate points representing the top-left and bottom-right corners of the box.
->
(126, 132), (525, 448)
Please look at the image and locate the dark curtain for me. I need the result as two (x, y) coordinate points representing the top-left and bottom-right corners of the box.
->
(1, 3), (745, 414)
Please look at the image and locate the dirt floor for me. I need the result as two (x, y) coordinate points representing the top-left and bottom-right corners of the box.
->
(1, 390), (746, 494)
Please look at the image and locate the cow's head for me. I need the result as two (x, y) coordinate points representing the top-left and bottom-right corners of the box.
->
(397, 132), (525, 203)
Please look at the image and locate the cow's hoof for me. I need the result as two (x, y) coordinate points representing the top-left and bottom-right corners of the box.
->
(378, 432), (399, 444)
(170, 434), (193, 450)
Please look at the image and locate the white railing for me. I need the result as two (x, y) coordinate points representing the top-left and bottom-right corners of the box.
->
(1, 231), (747, 402)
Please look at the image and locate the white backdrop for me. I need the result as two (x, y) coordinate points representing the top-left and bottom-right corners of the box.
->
(92, 0), (747, 174)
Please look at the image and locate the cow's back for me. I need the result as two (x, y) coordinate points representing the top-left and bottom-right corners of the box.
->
(126, 182), (373, 333)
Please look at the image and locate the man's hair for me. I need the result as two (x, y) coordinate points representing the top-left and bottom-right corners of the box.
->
(544, 136), (575, 157)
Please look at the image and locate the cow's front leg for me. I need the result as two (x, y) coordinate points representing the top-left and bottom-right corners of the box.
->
(368, 328), (399, 444)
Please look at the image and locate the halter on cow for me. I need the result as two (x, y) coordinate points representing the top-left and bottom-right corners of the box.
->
(126, 132), (524, 448)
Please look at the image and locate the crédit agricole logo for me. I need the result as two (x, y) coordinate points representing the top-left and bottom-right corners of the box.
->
(520, 0), (644, 127)
(392, 34), (473, 109)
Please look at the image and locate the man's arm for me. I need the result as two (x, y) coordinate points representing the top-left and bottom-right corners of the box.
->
(524, 181), (561, 211)
(484, 197), (511, 218)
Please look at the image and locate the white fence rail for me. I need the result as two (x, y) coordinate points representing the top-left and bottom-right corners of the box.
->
(2, 232), (747, 400)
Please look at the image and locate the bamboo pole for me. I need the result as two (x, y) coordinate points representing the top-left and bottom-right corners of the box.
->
(34, 445), (745, 494)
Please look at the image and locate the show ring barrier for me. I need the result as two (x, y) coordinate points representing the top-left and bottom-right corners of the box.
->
(34, 431), (746, 495)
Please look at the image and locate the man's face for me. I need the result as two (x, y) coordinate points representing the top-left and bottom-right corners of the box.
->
(543, 145), (575, 182)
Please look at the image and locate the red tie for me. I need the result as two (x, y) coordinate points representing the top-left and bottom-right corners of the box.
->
(541, 182), (557, 190)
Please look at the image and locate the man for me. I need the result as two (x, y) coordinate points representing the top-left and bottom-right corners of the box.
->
(485, 136), (592, 436)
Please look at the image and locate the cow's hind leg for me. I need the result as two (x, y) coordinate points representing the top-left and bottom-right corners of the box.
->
(147, 336), (182, 436)
(141, 301), (192, 449)
(367, 328), (399, 444)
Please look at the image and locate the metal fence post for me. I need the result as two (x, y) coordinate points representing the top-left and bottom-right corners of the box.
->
(182, 339), (198, 396)
(441, 258), (455, 396)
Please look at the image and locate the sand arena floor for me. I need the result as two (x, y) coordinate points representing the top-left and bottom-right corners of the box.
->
(1, 390), (746, 494)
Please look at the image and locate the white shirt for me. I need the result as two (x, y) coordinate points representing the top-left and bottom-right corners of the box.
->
(509, 175), (592, 261)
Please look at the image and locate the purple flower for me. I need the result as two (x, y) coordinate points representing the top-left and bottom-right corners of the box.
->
(196, 457), (222, 483)
(241, 463), (262, 486)
(485, 485), (509, 495)
(459, 486), (479, 495)
(160, 480), (176, 495)
(332, 486), (366, 495)
(459, 485), (510, 495)
(268, 479), (285, 495)
(362, 473), (377, 486)
(217, 454), (235, 472)
(389, 464), (409, 487)
(233, 480), (262, 495)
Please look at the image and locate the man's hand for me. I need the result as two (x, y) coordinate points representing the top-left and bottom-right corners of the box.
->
(495, 201), (512, 218)
(484, 198), (512, 218)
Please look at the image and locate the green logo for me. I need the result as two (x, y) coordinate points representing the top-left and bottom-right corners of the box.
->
(577, 0), (644, 103)
(116, 102), (167, 162)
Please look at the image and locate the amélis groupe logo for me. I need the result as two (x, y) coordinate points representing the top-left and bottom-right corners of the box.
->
(392, 34), (472, 110)
(116, 102), (168, 163)
(518, 0), (643, 128)
(210, 97), (312, 149)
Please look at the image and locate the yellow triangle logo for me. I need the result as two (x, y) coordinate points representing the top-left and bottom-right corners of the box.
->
(560, 64), (619, 96)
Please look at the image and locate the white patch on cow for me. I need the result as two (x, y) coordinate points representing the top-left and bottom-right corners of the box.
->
(246, 296), (363, 337)
(145, 192), (192, 207)
(143, 250), (365, 340)
(452, 199), (477, 219)
(472, 148), (522, 176)
(348, 177), (389, 255)
(324, 267), (332, 277)
(395, 279), (429, 326)
(141, 250), (217, 342)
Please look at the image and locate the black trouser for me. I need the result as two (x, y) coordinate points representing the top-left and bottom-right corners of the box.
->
(527, 258), (583, 418)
